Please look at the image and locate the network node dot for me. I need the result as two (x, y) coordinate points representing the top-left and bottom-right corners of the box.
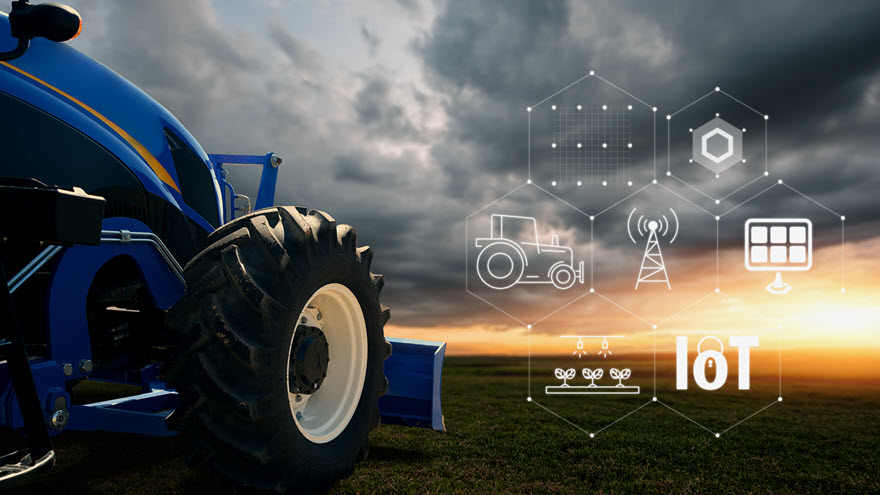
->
(715, 433), (720, 438)
(527, 396), (532, 402)
(778, 397), (783, 402)
(602, 181), (607, 186)
(764, 171), (769, 176)
(742, 158), (747, 163)
(602, 105), (607, 110)
(527, 324), (532, 329)
(627, 105), (633, 110)
(652, 107), (657, 112)
(841, 288), (846, 293)
(689, 128), (693, 132)
(715, 86), (720, 92)
(778, 179), (783, 184)
(652, 179), (657, 184)
(715, 199), (720, 204)
(602, 143), (607, 148)
(577, 181), (583, 186)
(527, 107), (532, 112)
(590, 288), (595, 293)
(590, 433), (595, 438)
(742, 128), (747, 132)
(652, 397), (657, 402)
(715, 216), (720, 221)
(689, 159), (694, 163)
(552, 143), (556, 148)
(577, 105), (582, 110)
(590, 216), (594, 221)
(841, 216), (846, 221)
(764, 115), (769, 120)
(715, 112), (720, 117)
(552, 181), (557, 186)
(666, 171), (671, 176)
(716, 174), (720, 179)
(577, 143), (582, 148)
(551, 105), (556, 110)
(652, 324), (657, 329)
(627, 143), (632, 148)
(589, 70), (595, 75)
(666, 115), (671, 120)
(627, 181), (633, 186)
(715, 288), (720, 293)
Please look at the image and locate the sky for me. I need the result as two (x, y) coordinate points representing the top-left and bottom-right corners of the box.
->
(52, 0), (880, 369)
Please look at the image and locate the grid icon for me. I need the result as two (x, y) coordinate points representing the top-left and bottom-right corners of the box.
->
(551, 106), (631, 184)
(744, 218), (812, 271)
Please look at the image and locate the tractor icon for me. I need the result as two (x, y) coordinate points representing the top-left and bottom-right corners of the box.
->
(475, 215), (585, 290)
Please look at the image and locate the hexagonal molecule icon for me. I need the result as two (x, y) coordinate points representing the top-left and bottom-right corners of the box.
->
(692, 117), (743, 174)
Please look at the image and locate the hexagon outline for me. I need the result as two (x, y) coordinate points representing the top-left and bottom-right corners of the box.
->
(701, 127), (734, 164)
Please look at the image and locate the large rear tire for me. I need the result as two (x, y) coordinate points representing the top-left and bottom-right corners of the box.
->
(161, 206), (391, 494)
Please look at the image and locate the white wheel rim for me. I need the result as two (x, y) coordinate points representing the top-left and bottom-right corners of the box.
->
(288, 283), (368, 444)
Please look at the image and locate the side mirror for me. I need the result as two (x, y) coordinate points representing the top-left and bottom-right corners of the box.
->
(1, 1), (81, 61)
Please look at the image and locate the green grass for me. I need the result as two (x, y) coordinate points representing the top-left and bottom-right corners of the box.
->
(6, 356), (879, 494)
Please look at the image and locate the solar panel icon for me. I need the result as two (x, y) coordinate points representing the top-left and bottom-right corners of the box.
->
(744, 218), (812, 294)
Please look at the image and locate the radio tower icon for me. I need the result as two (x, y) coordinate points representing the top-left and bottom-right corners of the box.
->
(627, 208), (679, 290)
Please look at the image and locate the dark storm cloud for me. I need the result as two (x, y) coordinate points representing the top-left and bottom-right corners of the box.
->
(62, 0), (880, 328)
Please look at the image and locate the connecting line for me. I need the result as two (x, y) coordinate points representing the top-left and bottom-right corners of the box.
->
(719, 400), (779, 435)
(590, 220), (594, 288)
(778, 333), (782, 397)
(655, 182), (715, 218)
(593, 291), (652, 327)
(594, 400), (655, 435)
(716, 221), (719, 289)
(465, 291), (528, 327)
(528, 112), (531, 180)
(594, 74), (654, 110)
(719, 173), (768, 202)
(529, 399), (592, 436)
(656, 290), (716, 327)
(666, 118), (670, 174)
(530, 71), (595, 109)
(528, 324), (531, 397)
(656, 400), (716, 436)
(764, 119), (768, 174)
(467, 182), (530, 219)
(593, 183), (652, 218)
(667, 174), (715, 201)
(719, 90), (765, 117)
(531, 291), (594, 326)
(841, 221), (846, 290)
(781, 182), (841, 217)
(718, 182), (779, 218)
(531, 183), (592, 217)
(669, 89), (716, 118)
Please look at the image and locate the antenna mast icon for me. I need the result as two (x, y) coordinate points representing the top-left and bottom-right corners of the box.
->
(627, 208), (678, 290)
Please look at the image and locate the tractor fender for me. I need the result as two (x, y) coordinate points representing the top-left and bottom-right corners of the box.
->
(45, 217), (186, 381)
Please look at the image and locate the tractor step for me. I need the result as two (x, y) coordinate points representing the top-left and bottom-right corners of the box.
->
(379, 338), (446, 431)
(0, 448), (55, 491)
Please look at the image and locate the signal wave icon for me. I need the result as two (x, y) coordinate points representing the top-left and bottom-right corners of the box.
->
(627, 208), (679, 290)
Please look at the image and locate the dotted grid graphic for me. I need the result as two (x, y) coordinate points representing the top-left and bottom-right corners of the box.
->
(466, 70), (849, 439)
(552, 105), (632, 185)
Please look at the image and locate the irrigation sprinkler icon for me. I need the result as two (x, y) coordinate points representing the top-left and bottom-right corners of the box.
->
(545, 367), (639, 395)
(561, 335), (623, 358)
(627, 208), (678, 290)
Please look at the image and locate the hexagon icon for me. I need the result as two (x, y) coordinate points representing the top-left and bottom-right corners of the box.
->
(692, 117), (743, 174)
(653, 292), (782, 438)
(527, 292), (656, 437)
(466, 181), (592, 326)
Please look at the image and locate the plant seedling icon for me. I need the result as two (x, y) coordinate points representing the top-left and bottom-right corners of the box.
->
(554, 368), (577, 387)
(582, 368), (604, 387)
(610, 368), (632, 387)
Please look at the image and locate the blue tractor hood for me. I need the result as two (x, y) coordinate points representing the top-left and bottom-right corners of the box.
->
(0, 12), (221, 225)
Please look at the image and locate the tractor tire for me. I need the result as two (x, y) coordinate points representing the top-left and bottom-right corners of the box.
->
(161, 206), (391, 494)
(475, 241), (524, 290)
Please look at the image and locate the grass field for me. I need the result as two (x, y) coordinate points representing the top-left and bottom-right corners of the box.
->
(5, 356), (879, 494)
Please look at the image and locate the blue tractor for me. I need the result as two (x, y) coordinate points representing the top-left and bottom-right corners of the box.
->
(0, 2), (445, 492)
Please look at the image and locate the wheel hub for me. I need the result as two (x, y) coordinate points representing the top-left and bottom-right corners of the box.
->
(289, 325), (330, 394)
